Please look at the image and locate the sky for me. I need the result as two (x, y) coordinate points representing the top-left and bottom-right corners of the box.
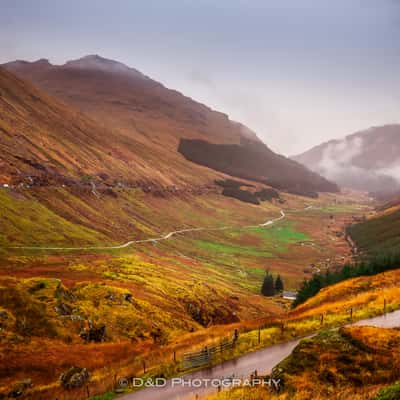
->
(1, 0), (399, 155)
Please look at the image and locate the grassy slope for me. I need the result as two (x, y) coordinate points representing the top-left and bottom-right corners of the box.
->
(208, 326), (400, 400)
(0, 190), (106, 247)
(0, 191), (365, 399)
(206, 269), (400, 400)
(348, 206), (400, 253)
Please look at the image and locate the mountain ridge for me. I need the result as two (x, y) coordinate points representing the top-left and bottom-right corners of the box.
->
(2, 55), (337, 196)
(292, 124), (400, 194)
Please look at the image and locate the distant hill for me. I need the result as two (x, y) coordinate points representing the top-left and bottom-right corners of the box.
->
(292, 125), (400, 194)
(3, 55), (337, 196)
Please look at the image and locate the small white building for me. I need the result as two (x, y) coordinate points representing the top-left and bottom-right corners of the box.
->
(282, 291), (298, 301)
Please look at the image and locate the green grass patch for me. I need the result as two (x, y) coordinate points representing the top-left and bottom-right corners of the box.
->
(89, 393), (116, 400)
(374, 381), (400, 400)
(195, 221), (308, 257)
(249, 222), (309, 244)
(195, 239), (273, 257)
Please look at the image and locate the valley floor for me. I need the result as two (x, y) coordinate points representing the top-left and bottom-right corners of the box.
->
(0, 187), (370, 399)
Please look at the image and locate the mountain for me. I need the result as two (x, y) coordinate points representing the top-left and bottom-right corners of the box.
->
(292, 125), (400, 194)
(3, 55), (337, 195)
(0, 66), (127, 184)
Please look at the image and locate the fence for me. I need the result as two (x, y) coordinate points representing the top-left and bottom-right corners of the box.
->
(181, 338), (236, 370)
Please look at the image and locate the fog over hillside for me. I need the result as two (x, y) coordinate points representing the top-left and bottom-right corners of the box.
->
(292, 125), (400, 194)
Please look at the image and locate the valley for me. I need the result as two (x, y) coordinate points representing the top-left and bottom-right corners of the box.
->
(0, 184), (370, 399)
(0, 55), (398, 400)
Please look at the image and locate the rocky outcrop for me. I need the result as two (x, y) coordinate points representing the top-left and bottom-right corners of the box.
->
(8, 379), (32, 398)
(59, 367), (89, 389)
(80, 324), (106, 342)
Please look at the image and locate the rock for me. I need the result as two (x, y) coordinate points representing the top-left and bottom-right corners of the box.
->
(150, 327), (165, 344)
(0, 310), (10, 327)
(59, 367), (89, 389)
(103, 187), (117, 198)
(124, 293), (133, 303)
(55, 301), (73, 316)
(105, 291), (115, 301)
(80, 324), (106, 342)
(28, 281), (46, 293)
(55, 281), (75, 301)
(8, 379), (32, 398)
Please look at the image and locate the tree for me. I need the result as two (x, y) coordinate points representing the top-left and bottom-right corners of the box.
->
(275, 274), (284, 292)
(261, 272), (275, 296)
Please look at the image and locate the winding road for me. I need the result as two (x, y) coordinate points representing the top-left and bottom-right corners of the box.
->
(7, 210), (287, 251)
(119, 309), (400, 400)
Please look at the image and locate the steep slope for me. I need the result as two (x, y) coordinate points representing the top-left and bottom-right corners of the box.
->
(0, 66), (129, 184)
(179, 138), (338, 196)
(348, 201), (400, 254)
(0, 65), (226, 188)
(3, 55), (336, 194)
(292, 125), (400, 194)
(269, 326), (400, 400)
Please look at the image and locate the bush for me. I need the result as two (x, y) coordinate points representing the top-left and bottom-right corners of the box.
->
(374, 381), (400, 400)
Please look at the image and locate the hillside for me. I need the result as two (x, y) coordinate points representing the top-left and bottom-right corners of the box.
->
(2, 55), (336, 195)
(179, 139), (338, 196)
(206, 269), (400, 400)
(0, 64), (222, 188)
(292, 125), (400, 194)
(348, 201), (400, 254)
(0, 66), (147, 185)
(210, 327), (400, 400)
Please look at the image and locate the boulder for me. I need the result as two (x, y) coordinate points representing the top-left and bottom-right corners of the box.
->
(60, 367), (89, 389)
(80, 324), (106, 342)
(55, 301), (73, 316)
(8, 379), (32, 398)
(124, 293), (133, 303)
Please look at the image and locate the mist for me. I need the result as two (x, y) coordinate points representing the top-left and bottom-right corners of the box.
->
(297, 126), (400, 193)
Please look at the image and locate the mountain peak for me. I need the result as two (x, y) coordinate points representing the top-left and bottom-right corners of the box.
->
(3, 58), (52, 70)
(63, 54), (146, 78)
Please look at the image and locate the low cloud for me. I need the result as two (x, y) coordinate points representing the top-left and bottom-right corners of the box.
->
(316, 135), (400, 192)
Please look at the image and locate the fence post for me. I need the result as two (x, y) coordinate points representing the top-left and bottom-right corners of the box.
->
(143, 360), (146, 374)
(320, 314), (324, 326)
(86, 385), (90, 398)
(384, 298), (387, 314)
(233, 328), (239, 343)
(173, 351), (176, 363)
(258, 327), (261, 344)
(349, 307), (353, 321)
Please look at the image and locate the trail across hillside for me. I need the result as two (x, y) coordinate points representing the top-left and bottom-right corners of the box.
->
(7, 210), (287, 251)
